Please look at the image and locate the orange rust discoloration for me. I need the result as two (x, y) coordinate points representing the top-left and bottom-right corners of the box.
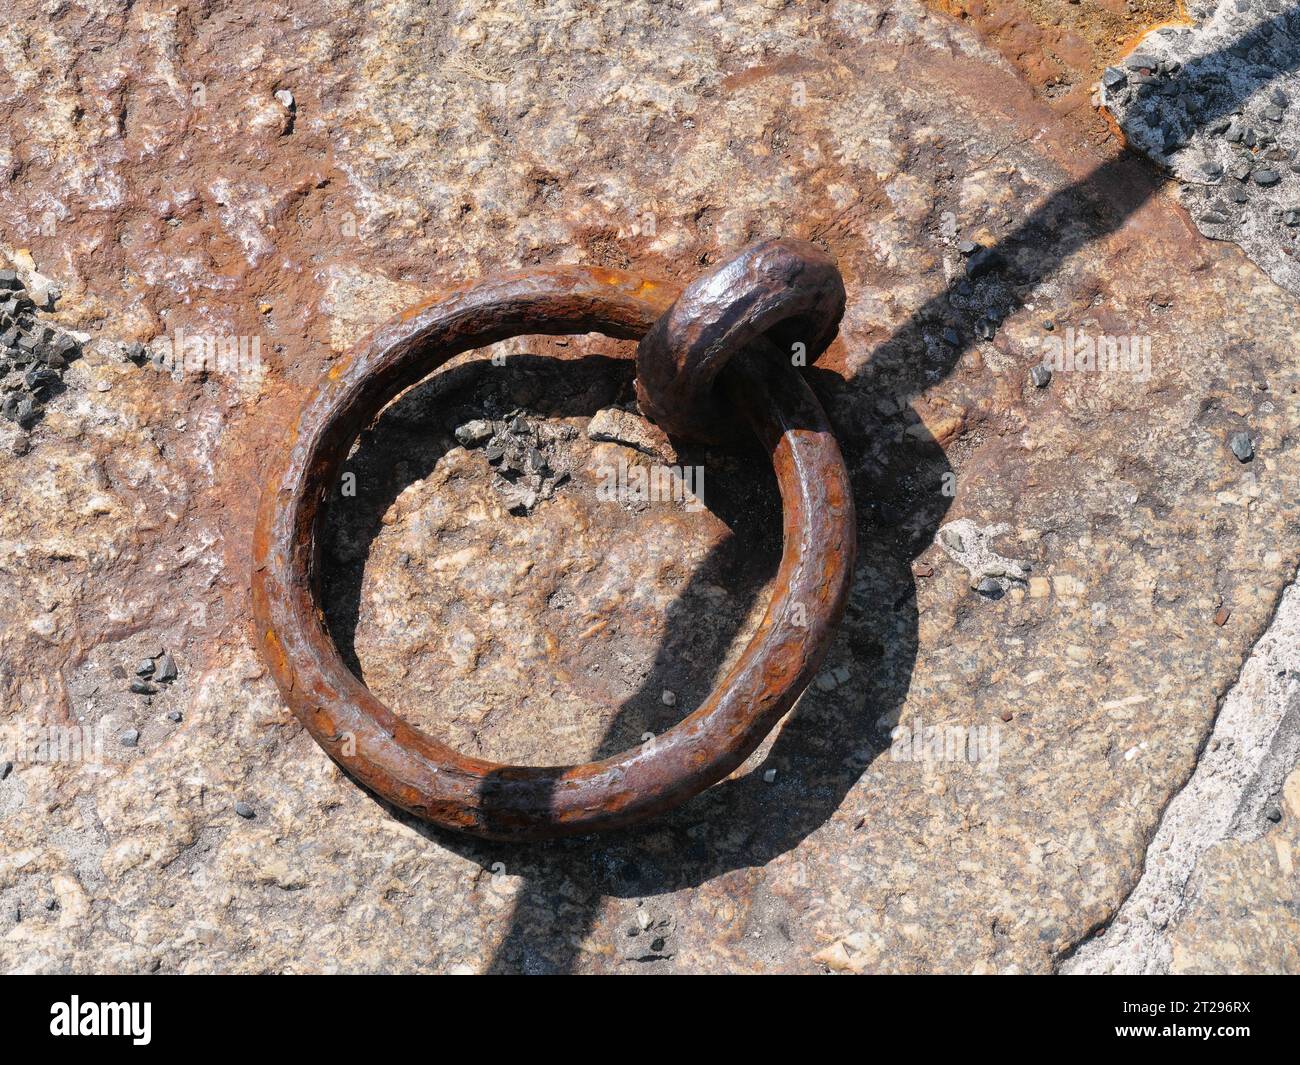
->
(1114, 0), (1192, 61)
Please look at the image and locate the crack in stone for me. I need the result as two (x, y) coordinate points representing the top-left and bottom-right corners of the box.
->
(1059, 565), (1300, 974)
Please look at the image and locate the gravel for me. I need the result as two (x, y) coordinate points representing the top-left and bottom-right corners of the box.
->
(1229, 430), (1255, 462)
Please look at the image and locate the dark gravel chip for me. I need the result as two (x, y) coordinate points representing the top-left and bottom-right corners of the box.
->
(0, 760), (12, 781)
(24, 367), (60, 392)
(129, 680), (157, 695)
(154, 652), (178, 683)
(1124, 53), (1158, 71)
(1029, 365), (1052, 388)
(234, 801), (256, 819)
(1228, 431), (1254, 463)
(120, 729), (140, 748)
(1253, 169), (1281, 187)
(976, 577), (1004, 599)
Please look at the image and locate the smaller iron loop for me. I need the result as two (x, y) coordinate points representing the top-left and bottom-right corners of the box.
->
(634, 238), (846, 443)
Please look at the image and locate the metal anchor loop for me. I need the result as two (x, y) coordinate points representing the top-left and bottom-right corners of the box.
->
(634, 238), (846, 444)
(252, 250), (854, 840)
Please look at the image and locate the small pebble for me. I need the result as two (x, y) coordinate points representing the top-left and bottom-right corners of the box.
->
(976, 577), (1003, 599)
(1000, 709), (1014, 723)
(762, 768), (777, 783)
(234, 801), (256, 819)
(10, 433), (30, 456)
(120, 729), (140, 748)
(96, 380), (112, 392)
(129, 680), (157, 695)
(166, 710), (183, 723)
(1228, 431), (1254, 462)
(1029, 365), (1052, 388)
(939, 527), (965, 552)
(1265, 807), (1283, 823)
(154, 652), (178, 683)
(135, 659), (155, 677)
(454, 419), (494, 446)
(44, 898), (58, 911)
(1123, 53), (1158, 71)
(661, 689), (676, 706)
(1253, 169), (1281, 187)
(957, 238), (978, 255)
(1213, 606), (1231, 627)
(0, 760), (12, 781)
(912, 561), (934, 578)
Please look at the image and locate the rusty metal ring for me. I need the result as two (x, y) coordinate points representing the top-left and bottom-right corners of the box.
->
(252, 261), (854, 840)
(635, 238), (846, 443)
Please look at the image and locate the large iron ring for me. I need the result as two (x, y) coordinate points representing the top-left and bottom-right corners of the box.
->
(252, 255), (854, 840)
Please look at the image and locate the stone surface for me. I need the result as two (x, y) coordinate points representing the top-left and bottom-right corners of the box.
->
(1168, 766), (1300, 974)
(1102, 0), (1300, 296)
(0, 0), (1298, 975)
(1065, 568), (1300, 974)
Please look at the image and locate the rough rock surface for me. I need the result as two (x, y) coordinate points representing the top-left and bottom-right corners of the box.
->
(1102, 0), (1300, 295)
(1065, 568), (1300, 973)
(1, 0), (1299, 974)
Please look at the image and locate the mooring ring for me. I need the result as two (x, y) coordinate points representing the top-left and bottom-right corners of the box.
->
(252, 263), (854, 840)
